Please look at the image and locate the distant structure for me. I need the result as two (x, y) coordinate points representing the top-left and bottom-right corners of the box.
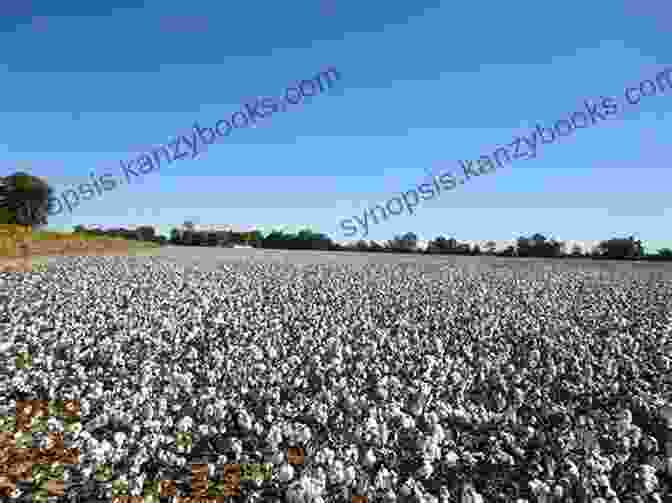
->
(172, 224), (256, 247)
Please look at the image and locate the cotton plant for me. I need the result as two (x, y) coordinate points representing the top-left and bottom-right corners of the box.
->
(0, 415), (16, 433)
(111, 477), (129, 497)
(95, 463), (114, 482)
(175, 431), (193, 453)
(15, 431), (32, 448)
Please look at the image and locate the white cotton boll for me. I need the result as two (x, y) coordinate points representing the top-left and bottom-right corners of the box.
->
(363, 449), (376, 468)
(328, 460), (345, 484)
(400, 480), (414, 497)
(375, 467), (392, 490)
(113, 431), (127, 447)
(177, 416), (193, 432)
(279, 463), (295, 483)
(237, 410), (252, 431)
(296, 425), (312, 444)
(231, 438), (244, 458)
(443, 450), (459, 467)
(432, 423), (446, 444)
(316, 447), (334, 466)
(268, 426), (284, 447)
(401, 414), (415, 429)
(344, 445), (359, 463)
(344, 465), (356, 486)
(286, 483), (305, 503)
(426, 411), (440, 426)
(424, 439), (441, 463)
(416, 461), (434, 479)
(272, 450), (285, 465)
(383, 490), (398, 502)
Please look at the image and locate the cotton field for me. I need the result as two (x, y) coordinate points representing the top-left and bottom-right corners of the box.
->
(1, 250), (671, 503)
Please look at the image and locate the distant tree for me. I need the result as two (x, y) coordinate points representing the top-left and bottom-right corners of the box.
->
(369, 240), (384, 252)
(657, 248), (672, 258)
(570, 244), (583, 257)
(427, 236), (447, 254)
(517, 233), (564, 258)
(245, 230), (264, 247)
(387, 232), (418, 253)
(0, 172), (52, 227)
(169, 228), (181, 244)
(355, 240), (369, 251)
(136, 226), (156, 241)
(182, 230), (194, 245)
(597, 236), (643, 259)
(385, 233), (417, 253)
(485, 241), (497, 254)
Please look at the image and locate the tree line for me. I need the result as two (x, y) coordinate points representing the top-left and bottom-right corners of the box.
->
(2, 171), (672, 261)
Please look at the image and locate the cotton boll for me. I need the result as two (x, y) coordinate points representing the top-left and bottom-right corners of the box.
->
(399, 479), (414, 497)
(328, 460), (345, 484)
(237, 410), (252, 431)
(400, 414), (415, 429)
(443, 450), (459, 467)
(363, 449), (376, 468)
(344, 465), (356, 486)
(296, 425), (312, 444)
(286, 482), (305, 503)
(279, 463), (295, 483)
(415, 461), (434, 479)
(383, 490), (397, 502)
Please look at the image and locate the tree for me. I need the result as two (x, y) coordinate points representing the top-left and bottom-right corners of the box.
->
(597, 236), (643, 259)
(0, 172), (52, 227)
(136, 226), (156, 241)
(368, 240), (384, 252)
(386, 233), (418, 253)
(427, 236), (448, 254)
(570, 244), (583, 257)
(170, 228), (181, 244)
(485, 241), (497, 254)
(355, 240), (370, 251)
(516, 233), (564, 258)
(657, 248), (672, 258)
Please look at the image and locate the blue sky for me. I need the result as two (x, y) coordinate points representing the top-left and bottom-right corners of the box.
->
(1, 0), (670, 252)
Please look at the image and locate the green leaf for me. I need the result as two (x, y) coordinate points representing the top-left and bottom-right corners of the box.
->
(50, 464), (64, 480)
(48, 400), (65, 417)
(175, 431), (192, 449)
(143, 479), (160, 496)
(33, 488), (49, 503)
(32, 464), (52, 486)
(111, 479), (129, 496)
(16, 351), (32, 369)
(32, 416), (49, 433)
(15, 432), (32, 448)
(0, 416), (16, 433)
(63, 417), (81, 434)
(208, 479), (226, 496)
(95, 464), (113, 482)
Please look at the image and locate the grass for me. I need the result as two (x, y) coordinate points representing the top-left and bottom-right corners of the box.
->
(0, 229), (162, 265)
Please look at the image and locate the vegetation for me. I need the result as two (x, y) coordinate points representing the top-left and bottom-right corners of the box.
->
(0, 172), (53, 227)
(3, 173), (670, 261)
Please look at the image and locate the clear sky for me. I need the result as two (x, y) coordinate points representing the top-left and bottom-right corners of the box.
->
(1, 0), (670, 252)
